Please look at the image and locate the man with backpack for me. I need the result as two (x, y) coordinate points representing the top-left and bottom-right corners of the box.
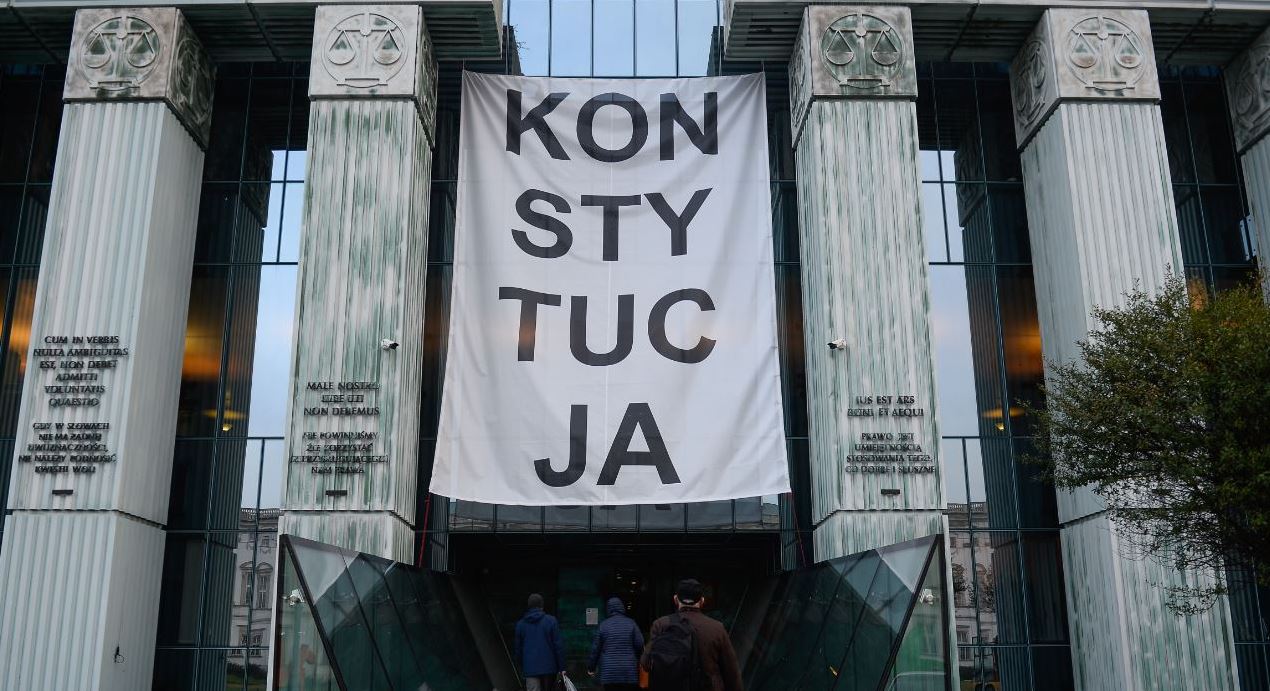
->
(641, 579), (743, 691)
(588, 596), (645, 690)
(515, 593), (566, 691)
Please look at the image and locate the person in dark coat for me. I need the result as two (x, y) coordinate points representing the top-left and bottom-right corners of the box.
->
(587, 596), (645, 690)
(515, 593), (565, 691)
(641, 579), (743, 691)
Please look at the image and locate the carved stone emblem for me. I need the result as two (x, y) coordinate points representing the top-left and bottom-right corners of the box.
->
(1225, 28), (1270, 153)
(79, 14), (161, 91)
(819, 12), (903, 90)
(65, 8), (215, 149)
(309, 5), (436, 137)
(1062, 14), (1147, 92)
(788, 19), (812, 142)
(322, 11), (408, 88)
(791, 6), (916, 146)
(1012, 39), (1049, 133)
(1008, 9), (1159, 149)
(417, 27), (439, 145)
(168, 30), (215, 142)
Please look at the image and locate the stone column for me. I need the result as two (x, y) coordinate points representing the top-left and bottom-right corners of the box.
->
(279, 5), (436, 563)
(1225, 28), (1270, 299)
(1010, 9), (1240, 690)
(789, 6), (944, 562)
(0, 8), (213, 689)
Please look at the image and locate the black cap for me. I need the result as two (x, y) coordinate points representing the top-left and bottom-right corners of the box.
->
(675, 579), (704, 605)
(528, 593), (544, 609)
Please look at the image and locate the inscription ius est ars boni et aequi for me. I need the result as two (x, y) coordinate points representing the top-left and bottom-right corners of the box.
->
(845, 393), (935, 474)
(19, 335), (128, 475)
(290, 380), (386, 475)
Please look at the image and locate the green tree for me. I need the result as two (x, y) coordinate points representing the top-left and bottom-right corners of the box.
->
(1027, 273), (1270, 612)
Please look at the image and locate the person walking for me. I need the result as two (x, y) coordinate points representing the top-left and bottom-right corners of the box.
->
(515, 593), (565, 691)
(641, 579), (743, 691)
(587, 596), (645, 691)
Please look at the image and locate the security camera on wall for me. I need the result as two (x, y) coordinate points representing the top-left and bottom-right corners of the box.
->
(827, 338), (847, 351)
(380, 339), (400, 351)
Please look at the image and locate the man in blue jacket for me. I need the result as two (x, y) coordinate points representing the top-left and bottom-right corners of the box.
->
(515, 593), (565, 691)
(587, 596), (645, 691)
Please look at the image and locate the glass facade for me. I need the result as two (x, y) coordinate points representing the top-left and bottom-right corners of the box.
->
(1231, 567), (1270, 691)
(0, 4), (1264, 691)
(0, 65), (63, 549)
(154, 63), (310, 689)
(1159, 66), (1260, 290)
(915, 62), (1070, 691)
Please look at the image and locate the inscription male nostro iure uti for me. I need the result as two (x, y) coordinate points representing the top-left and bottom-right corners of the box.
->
(292, 380), (384, 475)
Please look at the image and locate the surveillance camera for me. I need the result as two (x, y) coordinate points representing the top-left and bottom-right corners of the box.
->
(828, 338), (847, 351)
(286, 589), (305, 606)
(919, 588), (937, 606)
(380, 339), (400, 351)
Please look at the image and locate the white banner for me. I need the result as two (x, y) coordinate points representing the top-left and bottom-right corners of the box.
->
(430, 72), (789, 505)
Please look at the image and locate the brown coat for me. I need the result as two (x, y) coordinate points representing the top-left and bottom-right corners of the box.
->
(641, 608), (743, 691)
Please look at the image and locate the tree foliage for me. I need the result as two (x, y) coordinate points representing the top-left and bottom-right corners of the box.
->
(1027, 274), (1270, 612)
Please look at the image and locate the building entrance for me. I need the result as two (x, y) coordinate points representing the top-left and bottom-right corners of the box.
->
(447, 533), (782, 689)
(275, 533), (950, 690)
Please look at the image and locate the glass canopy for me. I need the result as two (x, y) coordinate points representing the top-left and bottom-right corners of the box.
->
(275, 533), (951, 690)
(737, 535), (952, 691)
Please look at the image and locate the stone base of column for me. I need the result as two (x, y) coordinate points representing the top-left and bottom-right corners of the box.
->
(280, 511), (414, 564)
(813, 510), (944, 561)
(0, 511), (164, 690)
(1060, 513), (1239, 691)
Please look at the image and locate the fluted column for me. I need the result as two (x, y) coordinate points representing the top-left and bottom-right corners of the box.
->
(789, 6), (944, 562)
(278, 5), (436, 562)
(1010, 9), (1240, 690)
(0, 8), (213, 690)
(1225, 28), (1270, 299)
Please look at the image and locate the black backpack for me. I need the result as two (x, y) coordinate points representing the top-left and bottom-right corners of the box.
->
(647, 613), (708, 691)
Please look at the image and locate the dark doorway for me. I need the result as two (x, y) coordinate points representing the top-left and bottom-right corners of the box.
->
(448, 533), (780, 689)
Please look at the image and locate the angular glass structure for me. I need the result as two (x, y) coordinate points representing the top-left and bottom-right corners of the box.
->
(737, 535), (952, 691)
(275, 535), (513, 691)
(277, 533), (951, 690)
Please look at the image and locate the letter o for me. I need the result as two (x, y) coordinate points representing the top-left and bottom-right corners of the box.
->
(577, 93), (648, 163)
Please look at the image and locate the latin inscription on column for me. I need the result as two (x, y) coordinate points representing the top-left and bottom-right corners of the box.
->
(18, 334), (128, 475)
(289, 380), (387, 477)
(844, 393), (935, 474)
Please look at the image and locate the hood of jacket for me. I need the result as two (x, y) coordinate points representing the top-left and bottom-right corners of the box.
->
(606, 597), (625, 617)
(523, 607), (546, 623)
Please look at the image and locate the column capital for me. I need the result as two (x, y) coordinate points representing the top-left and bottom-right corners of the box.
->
(1225, 26), (1270, 154)
(1009, 8), (1161, 149)
(64, 7), (215, 149)
(308, 5), (438, 144)
(789, 5), (917, 142)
